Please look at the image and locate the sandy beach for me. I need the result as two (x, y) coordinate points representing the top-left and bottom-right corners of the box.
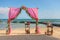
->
(0, 26), (60, 39)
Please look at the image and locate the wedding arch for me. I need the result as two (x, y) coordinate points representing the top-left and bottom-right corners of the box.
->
(7, 6), (40, 34)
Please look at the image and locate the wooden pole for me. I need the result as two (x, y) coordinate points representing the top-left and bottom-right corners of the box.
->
(6, 19), (11, 35)
(35, 20), (40, 34)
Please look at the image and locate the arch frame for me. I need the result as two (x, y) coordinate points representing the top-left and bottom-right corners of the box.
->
(7, 6), (40, 35)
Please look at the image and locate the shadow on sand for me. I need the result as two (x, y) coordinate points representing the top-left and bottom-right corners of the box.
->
(0, 34), (60, 40)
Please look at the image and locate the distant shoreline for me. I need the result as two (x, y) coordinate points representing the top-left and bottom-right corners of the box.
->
(0, 19), (60, 27)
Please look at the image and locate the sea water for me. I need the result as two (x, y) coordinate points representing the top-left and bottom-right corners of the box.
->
(0, 19), (60, 29)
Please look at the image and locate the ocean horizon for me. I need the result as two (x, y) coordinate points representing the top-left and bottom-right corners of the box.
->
(0, 19), (60, 30)
(0, 19), (60, 22)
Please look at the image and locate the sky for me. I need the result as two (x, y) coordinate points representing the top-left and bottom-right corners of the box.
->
(0, 0), (60, 19)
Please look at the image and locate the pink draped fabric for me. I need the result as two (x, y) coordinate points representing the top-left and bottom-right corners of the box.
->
(8, 8), (20, 34)
(27, 8), (38, 21)
(9, 8), (20, 20)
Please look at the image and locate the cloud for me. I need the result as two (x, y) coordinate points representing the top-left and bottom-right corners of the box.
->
(0, 7), (9, 19)
(0, 7), (9, 14)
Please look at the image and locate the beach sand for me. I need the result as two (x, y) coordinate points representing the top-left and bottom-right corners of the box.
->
(0, 26), (60, 39)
